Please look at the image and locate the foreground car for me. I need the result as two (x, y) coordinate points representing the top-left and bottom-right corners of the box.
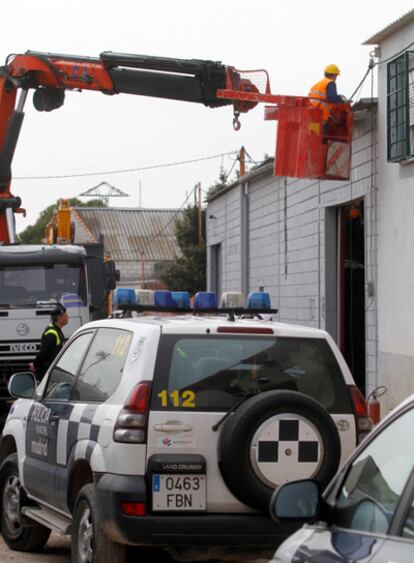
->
(269, 393), (414, 562)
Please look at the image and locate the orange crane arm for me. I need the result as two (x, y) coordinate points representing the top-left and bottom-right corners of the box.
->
(0, 50), (260, 243)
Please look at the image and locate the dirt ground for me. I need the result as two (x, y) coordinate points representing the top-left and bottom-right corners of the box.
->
(0, 534), (270, 562)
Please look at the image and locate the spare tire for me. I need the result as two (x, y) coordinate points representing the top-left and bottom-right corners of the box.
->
(218, 390), (341, 512)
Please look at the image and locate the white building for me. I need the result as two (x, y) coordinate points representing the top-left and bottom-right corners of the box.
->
(207, 9), (414, 414)
(364, 11), (414, 411)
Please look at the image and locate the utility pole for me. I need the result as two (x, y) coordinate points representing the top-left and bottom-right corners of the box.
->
(239, 146), (246, 177)
(140, 250), (145, 288)
(198, 182), (203, 245)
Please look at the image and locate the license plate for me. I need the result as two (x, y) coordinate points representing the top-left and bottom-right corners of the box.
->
(152, 474), (206, 511)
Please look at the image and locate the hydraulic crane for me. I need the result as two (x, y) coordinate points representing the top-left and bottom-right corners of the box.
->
(0, 50), (262, 243)
(0, 50), (353, 244)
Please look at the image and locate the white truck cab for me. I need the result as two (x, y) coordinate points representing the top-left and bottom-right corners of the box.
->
(0, 243), (117, 425)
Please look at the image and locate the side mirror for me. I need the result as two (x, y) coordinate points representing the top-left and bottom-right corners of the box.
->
(270, 479), (321, 522)
(8, 372), (36, 399)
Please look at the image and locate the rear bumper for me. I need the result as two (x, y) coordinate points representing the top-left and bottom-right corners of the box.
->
(94, 472), (297, 548)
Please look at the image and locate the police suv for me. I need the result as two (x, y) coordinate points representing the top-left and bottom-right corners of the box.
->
(0, 290), (371, 563)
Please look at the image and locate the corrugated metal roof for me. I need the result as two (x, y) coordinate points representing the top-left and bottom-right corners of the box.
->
(364, 9), (414, 45)
(73, 207), (183, 262)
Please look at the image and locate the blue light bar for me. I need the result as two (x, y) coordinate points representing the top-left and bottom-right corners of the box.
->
(194, 291), (217, 309)
(154, 290), (176, 307)
(113, 288), (136, 306)
(171, 291), (191, 309)
(246, 292), (271, 310)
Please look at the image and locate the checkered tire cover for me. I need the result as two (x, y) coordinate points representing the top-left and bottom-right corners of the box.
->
(217, 390), (341, 512)
(250, 414), (323, 488)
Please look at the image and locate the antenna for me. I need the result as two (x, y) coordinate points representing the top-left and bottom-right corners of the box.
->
(79, 181), (129, 206)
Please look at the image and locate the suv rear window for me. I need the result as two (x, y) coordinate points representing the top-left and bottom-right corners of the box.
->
(152, 335), (352, 413)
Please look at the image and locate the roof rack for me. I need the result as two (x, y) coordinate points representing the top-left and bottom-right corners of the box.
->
(115, 304), (279, 321)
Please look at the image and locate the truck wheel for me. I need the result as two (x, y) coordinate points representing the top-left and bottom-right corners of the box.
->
(0, 453), (51, 551)
(71, 484), (125, 563)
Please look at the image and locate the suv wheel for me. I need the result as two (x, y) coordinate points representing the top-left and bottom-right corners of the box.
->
(218, 390), (341, 512)
(71, 484), (125, 563)
(0, 453), (51, 551)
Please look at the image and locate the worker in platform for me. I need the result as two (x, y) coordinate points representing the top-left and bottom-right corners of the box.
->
(308, 64), (345, 122)
(30, 304), (69, 379)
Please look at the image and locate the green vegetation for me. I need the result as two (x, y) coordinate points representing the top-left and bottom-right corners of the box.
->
(161, 205), (206, 295)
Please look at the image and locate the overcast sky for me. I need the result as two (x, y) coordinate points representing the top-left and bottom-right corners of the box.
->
(3, 1), (414, 232)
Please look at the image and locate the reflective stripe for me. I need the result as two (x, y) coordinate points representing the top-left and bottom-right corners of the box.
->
(309, 89), (325, 97)
(44, 325), (61, 346)
(310, 99), (330, 109)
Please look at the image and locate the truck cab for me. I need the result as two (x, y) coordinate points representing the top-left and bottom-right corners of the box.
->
(0, 243), (116, 425)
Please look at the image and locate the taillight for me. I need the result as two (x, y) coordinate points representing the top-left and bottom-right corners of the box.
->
(348, 385), (373, 443)
(121, 502), (146, 516)
(114, 381), (151, 444)
(127, 381), (151, 411)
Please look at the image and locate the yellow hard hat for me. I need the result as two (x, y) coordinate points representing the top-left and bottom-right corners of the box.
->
(325, 64), (340, 75)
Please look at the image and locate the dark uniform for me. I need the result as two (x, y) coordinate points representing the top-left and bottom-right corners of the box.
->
(33, 306), (67, 378)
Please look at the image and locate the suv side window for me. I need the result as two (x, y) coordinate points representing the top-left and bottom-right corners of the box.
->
(73, 327), (132, 402)
(332, 408), (414, 534)
(44, 331), (94, 400)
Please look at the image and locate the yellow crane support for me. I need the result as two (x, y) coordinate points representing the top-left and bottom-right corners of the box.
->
(44, 198), (74, 244)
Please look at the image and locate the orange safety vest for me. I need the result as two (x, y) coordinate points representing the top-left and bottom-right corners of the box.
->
(308, 77), (334, 121)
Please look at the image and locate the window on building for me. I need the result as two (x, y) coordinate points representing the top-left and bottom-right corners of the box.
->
(387, 51), (414, 162)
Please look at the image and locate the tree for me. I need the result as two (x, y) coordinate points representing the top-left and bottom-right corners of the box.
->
(19, 198), (106, 244)
(161, 205), (206, 295)
(206, 167), (228, 197)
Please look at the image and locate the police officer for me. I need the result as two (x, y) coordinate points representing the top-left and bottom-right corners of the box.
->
(30, 304), (69, 379)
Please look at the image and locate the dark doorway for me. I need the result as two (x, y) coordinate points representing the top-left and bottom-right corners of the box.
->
(210, 244), (222, 296)
(339, 201), (366, 393)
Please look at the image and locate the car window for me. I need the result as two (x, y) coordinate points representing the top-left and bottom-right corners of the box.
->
(332, 407), (414, 534)
(73, 328), (132, 402)
(152, 335), (352, 412)
(44, 331), (94, 400)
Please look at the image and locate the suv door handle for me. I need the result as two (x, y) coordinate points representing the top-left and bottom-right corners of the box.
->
(153, 422), (193, 433)
(50, 414), (60, 425)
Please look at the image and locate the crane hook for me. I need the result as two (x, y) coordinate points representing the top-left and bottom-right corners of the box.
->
(233, 108), (241, 131)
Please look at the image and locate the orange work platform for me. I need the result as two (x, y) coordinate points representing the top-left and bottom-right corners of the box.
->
(217, 71), (353, 181)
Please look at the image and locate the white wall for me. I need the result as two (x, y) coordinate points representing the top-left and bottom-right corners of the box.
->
(208, 185), (243, 292)
(207, 107), (378, 395)
(375, 20), (414, 411)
